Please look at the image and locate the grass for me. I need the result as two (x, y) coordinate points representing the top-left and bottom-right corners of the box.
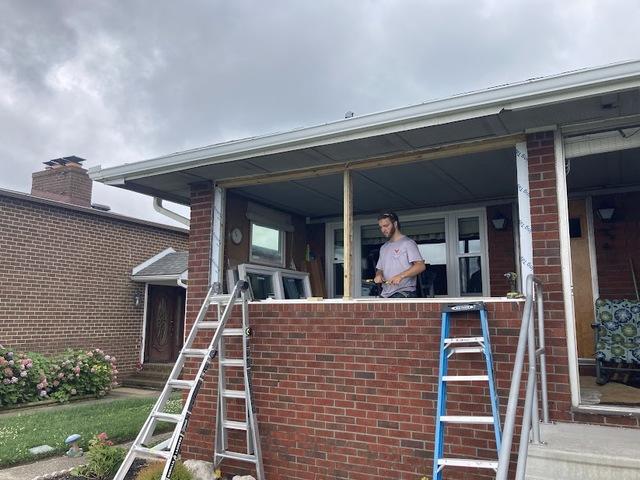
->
(0, 395), (182, 467)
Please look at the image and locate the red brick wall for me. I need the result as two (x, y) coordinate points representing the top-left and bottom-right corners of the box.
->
(0, 192), (188, 374)
(182, 301), (525, 480)
(527, 132), (573, 422)
(486, 203), (516, 296)
(592, 191), (640, 299)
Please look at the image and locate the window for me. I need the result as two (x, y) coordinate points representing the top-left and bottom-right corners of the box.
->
(250, 223), (284, 266)
(236, 264), (312, 300)
(327, 208), (489, 298)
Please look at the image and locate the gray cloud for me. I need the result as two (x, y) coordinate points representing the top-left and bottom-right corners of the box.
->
(1, 0), (639, 226)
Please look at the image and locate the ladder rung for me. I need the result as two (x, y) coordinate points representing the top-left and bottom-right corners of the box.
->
(210, 294), (233, 304)
(222, 389), (246, 399)
(445, 336), (484, 344)
(440, 415), (495, 424)
(216, 451), (258, 463)
(153, 412), (182, 423)
(449, 346), (484, 354)
(438, 458), (498, 469)
(197, 321), (220, 329)
(223, 328), (244, 336)
(220, 358), (245, 367)
(133, 446), (171, 461)
(168, 379), (196, 389)
(192, 323), (244, 336)
(442, 375), (489, 382)
(182, 348), (209, 357)
(223, 420), (248, 431)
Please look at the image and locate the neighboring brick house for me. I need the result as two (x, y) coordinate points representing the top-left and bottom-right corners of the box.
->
(92, 61), (640, 479)
(0, 158), (189, 376)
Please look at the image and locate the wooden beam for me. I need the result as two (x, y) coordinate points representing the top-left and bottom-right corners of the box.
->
(343, 170), (353, 299)
(218, 134), (525, 189)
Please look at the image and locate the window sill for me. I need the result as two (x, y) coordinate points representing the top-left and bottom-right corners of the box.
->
(249, 296), (525, 304)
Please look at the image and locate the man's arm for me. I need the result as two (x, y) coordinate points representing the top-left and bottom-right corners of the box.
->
(388, 261), (426, 285)
(374, 269), (385, 284)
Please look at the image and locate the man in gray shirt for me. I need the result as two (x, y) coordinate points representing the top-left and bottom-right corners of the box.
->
(374, 212), (426, 298)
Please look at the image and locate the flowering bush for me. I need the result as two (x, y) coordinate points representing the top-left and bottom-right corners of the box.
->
(0, 345), (118, 406)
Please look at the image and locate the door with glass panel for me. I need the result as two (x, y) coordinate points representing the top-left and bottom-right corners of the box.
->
(452, 214), (487, 296)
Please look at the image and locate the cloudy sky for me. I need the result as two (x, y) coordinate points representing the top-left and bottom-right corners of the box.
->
(1, 0), (639, 227)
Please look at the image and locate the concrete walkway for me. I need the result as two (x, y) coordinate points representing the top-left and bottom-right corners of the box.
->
(0, 387), (163, 480)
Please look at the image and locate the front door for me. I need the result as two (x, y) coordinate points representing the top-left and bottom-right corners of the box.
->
(569, 198), (597, 359)
(145, 285), (185, 363)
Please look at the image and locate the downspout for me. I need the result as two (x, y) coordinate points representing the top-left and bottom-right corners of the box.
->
(153, 197), (190, 227)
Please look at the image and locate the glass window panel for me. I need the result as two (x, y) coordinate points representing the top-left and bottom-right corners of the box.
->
(246, 272), (276, 300)
(459, 256), (482, 295)
(334, 263), (344, 297)
(283, 277), (305, 299)
(251, 224), (283, 265)
(458, 217), (480, 254)
(333, 228), (344, 262)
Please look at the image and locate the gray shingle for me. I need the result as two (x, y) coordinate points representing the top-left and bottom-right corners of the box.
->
(135, 251), (188, 276)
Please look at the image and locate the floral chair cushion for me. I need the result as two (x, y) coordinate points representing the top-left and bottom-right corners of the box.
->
(594, 298), (640, 364)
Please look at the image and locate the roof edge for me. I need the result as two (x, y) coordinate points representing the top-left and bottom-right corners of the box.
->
(90, 59), (640, 184)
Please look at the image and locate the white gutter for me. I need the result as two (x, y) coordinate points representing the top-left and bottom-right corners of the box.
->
(153, 197), (190, 227)
(89, 60), (640, 184)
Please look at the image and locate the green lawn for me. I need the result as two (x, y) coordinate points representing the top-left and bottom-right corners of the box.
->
(0, 396), (182, 467)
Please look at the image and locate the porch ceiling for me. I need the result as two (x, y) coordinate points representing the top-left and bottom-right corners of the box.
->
(89, 61), (640, 205)
(568, 146), (640, 193)
(233, 148), (516, 218)
(103, 89), (640, 206)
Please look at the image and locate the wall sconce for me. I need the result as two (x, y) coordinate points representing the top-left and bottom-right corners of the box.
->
(597, 206), (615, 222)
(133, 292), (142, 307)
(491, 212), (508, 231)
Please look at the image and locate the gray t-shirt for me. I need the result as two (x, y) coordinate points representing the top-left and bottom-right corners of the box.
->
(376, 235), (424, 297)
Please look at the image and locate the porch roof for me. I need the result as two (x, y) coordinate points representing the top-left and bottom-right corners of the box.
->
(90, 60), (640, 206)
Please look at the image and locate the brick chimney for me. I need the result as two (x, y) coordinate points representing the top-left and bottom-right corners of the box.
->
(31, 156), (92, 207)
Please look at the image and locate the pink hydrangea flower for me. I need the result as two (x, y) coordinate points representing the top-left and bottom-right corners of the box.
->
(20, 371), (27, 377)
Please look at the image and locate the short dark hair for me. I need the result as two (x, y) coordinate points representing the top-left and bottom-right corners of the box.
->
(377, 211), (401, 229)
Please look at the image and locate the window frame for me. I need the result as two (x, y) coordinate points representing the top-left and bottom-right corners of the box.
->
(326, 207), (490, 298)
(236, 263), (312, 300)
(249, 221), (286, 267)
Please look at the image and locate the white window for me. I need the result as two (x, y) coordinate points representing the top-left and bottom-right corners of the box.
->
(326, 208), (490, 298)
(249, 223), (284, 267)
(236, 264), (312, 300)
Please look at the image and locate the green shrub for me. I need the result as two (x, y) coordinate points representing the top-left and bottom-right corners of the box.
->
(73, 432), (126, 479)
(0, 345), (118, 405)
(136, 460), (193, 480)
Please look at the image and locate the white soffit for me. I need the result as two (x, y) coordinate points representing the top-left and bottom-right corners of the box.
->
(564, 127), (640, 158)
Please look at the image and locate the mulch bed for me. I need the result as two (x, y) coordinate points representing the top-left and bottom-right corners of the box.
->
(47, 459), (147, 480)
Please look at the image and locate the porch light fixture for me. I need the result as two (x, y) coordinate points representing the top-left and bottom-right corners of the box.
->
(133, 292), (142, 307)
(597, 206), (615, 222)
(491, 212), (508, 231)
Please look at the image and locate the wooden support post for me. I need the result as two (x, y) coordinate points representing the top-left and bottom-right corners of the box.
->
(343, 170), (353, 299)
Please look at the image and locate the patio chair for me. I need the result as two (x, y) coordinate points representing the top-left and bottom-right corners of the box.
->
(592, 298), (640, 385)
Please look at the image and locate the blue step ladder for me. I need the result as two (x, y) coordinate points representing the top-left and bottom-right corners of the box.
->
(433, 302), (502, 479)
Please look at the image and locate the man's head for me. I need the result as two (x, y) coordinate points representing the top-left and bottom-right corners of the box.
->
(377, 211), (400, 239)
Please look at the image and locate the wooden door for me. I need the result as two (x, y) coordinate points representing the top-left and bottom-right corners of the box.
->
(145, 285), (185, 363)
(569, 199), (596, 358)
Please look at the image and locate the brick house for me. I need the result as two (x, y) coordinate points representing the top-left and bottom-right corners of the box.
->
(0, 158), (189, 377)
(92, 61), (640, 478)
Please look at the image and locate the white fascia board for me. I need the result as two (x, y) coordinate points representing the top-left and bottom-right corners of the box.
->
(131, 247), (176, 275)
(90, 60), (640, 184)
(130, 273), (184, 283)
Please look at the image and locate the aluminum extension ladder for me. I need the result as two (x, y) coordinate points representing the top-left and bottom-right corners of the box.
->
(432, 302), (501, 480)
(113, 280), (264, 480)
